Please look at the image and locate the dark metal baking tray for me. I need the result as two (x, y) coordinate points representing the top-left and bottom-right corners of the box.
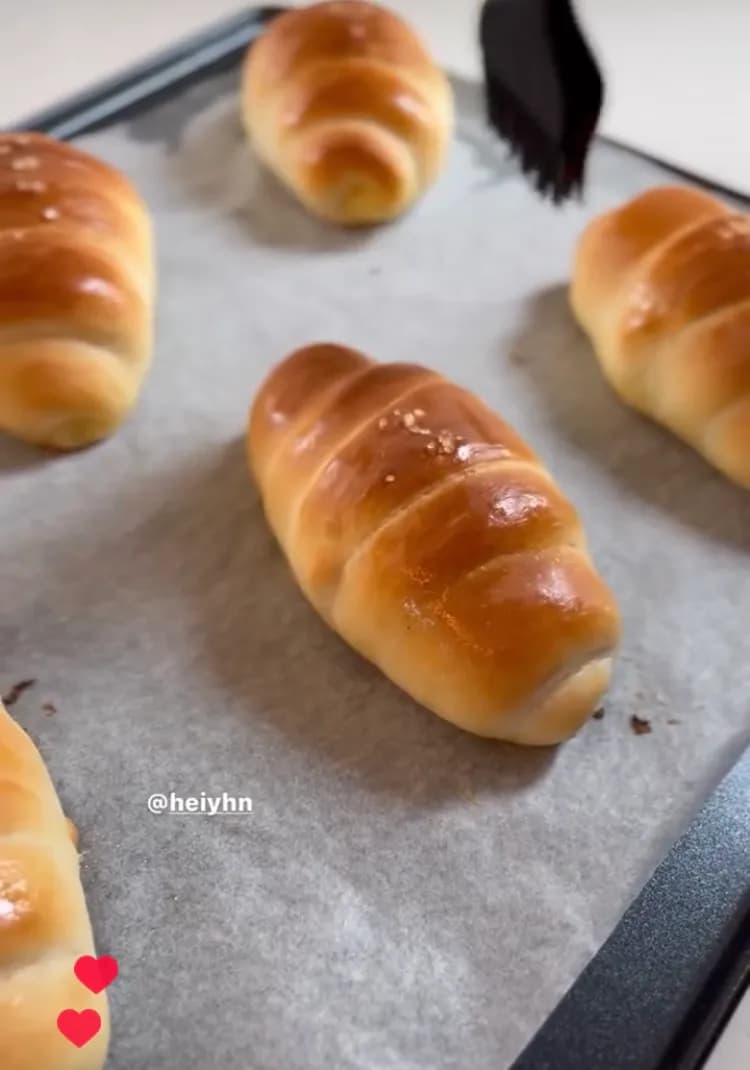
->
(5, 7), (749, 1069)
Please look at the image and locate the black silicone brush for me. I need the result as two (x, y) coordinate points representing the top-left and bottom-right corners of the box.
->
(479, 0), (604, 204)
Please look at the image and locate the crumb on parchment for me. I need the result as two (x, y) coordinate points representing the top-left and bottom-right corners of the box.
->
(2, 678), (37, 707)
(630, 715), (652, 736)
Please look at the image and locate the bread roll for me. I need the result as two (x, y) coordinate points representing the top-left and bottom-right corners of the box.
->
(241, 0), (453, 225)
(571, 185), (750, 489)
(0, 700), (109, 1069)
(0, 132), (154, 449)
(248, 343), (620, 745)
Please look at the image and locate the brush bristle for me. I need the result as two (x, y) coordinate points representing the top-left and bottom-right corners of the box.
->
(484, 71), (583, 204)
(478, 0), (602, 204)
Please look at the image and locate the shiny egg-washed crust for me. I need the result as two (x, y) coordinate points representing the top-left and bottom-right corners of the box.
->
(571, 185), (750, 489)
(241, 0), (453, 225)
(0, 701), (109, 1070)
(0, 131), (154, 449)
(248, 344), (620, 745)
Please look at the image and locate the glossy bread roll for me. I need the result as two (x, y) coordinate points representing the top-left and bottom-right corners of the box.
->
(0, 132), (154, 449)
(0, 700), (109, 1070)
(571, 185), (750, 489)
(248, 344), (620, 745)
(241, 1), (453, 225)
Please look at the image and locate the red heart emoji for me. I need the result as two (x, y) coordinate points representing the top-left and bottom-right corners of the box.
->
(74, 954), (119, 994)
(57, 1008), (102, 1048)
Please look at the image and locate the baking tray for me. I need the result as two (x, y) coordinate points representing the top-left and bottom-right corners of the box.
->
(3, 8), (750, 1069)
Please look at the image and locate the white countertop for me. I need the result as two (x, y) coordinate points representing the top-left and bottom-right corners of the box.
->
(1, 4), (747, 1066)
(2, 0), (749, 197)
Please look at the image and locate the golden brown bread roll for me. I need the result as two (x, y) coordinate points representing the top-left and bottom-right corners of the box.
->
(0, 700), (109, 1069)
(248, 343), (620, 745)
(571, 185), (750, 489)
(241, 1), (454, 225)
(0, 131), (154, 449)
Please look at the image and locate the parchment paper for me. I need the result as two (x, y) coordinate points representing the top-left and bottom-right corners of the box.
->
(2, 71), (749, 1070)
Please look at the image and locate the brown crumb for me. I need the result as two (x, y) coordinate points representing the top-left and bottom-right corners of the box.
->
(592, 708), (605, 720)
(401, 412), (416, 428)
(377, 416), (388, 430)
(3, 678), (36, 707)
(42, 702), (57, 716)
(630, 715), (652, 736)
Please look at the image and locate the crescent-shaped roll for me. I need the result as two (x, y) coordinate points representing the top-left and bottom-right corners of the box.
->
(571, 185), (750, 489)
(241, 0), (454, 225)
(0, 700), (109, 1069)
(0, 131), (154, 449)
(247, 343), (621, 746)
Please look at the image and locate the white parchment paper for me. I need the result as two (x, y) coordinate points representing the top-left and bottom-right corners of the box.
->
(2, 71), (749, 1070)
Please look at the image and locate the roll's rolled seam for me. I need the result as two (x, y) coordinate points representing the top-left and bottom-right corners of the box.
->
(0, 131), (154, 450)
(241, 0), (454, 226)
(571, 185), (750, 490)
(0, 700), (109, 1070)
(248, 343), (621, 746)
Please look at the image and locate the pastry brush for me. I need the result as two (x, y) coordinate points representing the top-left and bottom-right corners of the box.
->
(479, 0), (604, 204)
